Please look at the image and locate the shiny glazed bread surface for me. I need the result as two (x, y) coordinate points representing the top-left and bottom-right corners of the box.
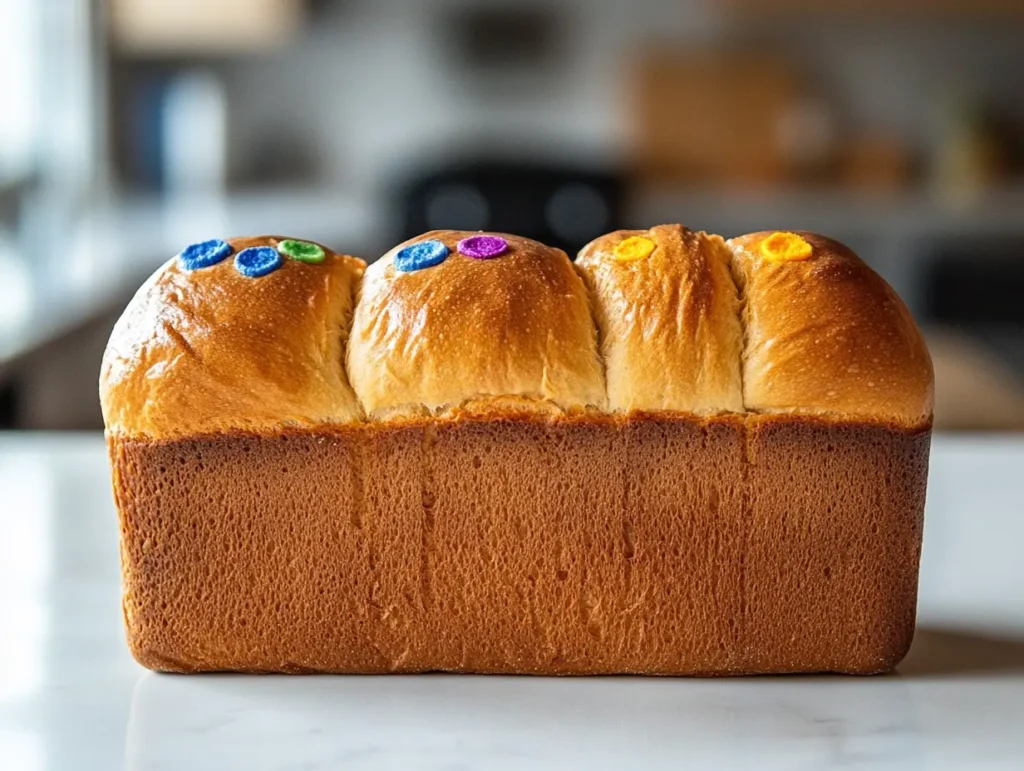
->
(101, 228), (933, 435)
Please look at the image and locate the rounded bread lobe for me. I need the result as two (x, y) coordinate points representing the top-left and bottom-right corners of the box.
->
(577, 224), (744, 414)
(347, 230), (606, 419)
(728, 231), (934, 426)
(100, 235), (366, 438)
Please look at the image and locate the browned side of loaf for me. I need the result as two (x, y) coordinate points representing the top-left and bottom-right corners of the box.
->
(110, 415), (929, 675)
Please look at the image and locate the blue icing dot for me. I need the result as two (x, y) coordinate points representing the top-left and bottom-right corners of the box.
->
(179, 239), (232, 271)
(394, 240), (449, 272)
(235, 246), (283, 278)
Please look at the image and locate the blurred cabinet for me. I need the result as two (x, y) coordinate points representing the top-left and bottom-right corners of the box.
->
(109, 0), (303, 54)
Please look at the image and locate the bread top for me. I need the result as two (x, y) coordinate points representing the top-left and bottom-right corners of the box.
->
(347, 230), (606, 419)
(101, 226), (933, 438)
(100, 235), (365, 438)
(577, 224), (743, 414)
(728, 231), (933, 425)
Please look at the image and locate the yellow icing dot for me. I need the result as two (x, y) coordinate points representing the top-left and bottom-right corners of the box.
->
(760, 232), (813, 262)
(611, 236), (656, 262)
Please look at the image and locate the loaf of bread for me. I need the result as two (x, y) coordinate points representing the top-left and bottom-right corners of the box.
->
(101, 227), (933, 675)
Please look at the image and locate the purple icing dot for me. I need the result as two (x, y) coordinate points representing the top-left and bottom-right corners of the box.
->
(457, 235), (508, 260)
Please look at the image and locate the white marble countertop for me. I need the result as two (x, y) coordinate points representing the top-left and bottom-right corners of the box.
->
(1, 433), (1022, 770)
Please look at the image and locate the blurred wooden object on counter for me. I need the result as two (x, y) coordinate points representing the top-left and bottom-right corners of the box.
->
(928, 329), (1024, 432)
(840, 134), (913, 193)
(629, 49), (808, 188)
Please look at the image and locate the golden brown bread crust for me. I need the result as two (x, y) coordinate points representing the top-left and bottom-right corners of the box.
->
(100, 236), (366, 437)
(102, 226), (935, 675)
(111, 414), (928, 675)
(728, 231), (934, 426)
(577, 224), (743, 414)
(347, 230), (605, 419)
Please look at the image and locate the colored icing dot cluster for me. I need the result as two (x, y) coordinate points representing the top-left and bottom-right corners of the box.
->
(393, 234), (510, 272)
(760, 231), (813, 262)
(612, 236), (655, 262)
(177, 238), (328, 278)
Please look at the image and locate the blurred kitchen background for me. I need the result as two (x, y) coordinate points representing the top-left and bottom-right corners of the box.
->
(1, 0), (1022, 431)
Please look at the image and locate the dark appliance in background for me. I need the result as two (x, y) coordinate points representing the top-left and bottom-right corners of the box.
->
(926, 240), (1024, 325)
(923, 238), (1024, 375)
(395, 160), (624, 257)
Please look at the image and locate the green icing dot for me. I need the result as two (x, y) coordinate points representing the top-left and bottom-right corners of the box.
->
(277, 239), (326, 264)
